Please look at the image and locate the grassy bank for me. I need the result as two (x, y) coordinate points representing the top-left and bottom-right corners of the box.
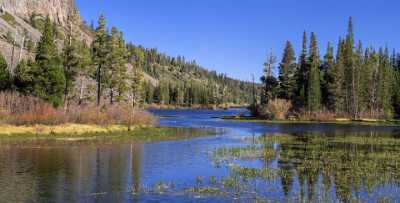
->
(0, 124), (217, 142)
(221, 116), (400, 126)
(0, 124), (132, 136)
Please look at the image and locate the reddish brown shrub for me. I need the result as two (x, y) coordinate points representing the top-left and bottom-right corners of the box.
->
(0, 92), (156, 126)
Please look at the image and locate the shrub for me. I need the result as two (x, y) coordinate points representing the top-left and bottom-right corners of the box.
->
(0, 91), (157, 126)
(255, 99), (292, 120)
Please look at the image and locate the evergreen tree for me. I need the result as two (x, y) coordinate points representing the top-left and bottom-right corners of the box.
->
(107, 27), (128, 104)
(344, 17), (357, 117)
(333, 38), (347, 113)
(278, 41), (297, 100)
(14, 60), (33, 93)
(393, 61), (400, 117)
(307, 32), (321, 112)
(0, 53), (11, 91)
(322, 42), (335, 110)
(295, 31), (308, 109)
(62, 34), (80, 108)
(129, 69), (144, 108)
(31, 16), (66, 107)
(76, 41), (94, 105)
(377, 48), (394, 117)
(92, 14), (108, 106)
(261, 52), (278, 104)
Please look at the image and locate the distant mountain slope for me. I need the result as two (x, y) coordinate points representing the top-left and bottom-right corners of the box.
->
(0, 0), (254, 106)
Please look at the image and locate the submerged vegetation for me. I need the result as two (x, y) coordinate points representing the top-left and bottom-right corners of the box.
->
(211, 132), (400, 202)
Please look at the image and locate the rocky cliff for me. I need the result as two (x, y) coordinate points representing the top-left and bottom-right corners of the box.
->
(0, 0), (91, 67)
(1, 0), (76, 26)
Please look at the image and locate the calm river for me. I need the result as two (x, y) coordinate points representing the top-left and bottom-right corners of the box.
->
(1, 109), (400, 202)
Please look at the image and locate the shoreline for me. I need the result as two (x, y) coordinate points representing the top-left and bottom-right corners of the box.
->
(221, 116), (400, 126)
(0, 124), (144, 137)
(0, 124), (218, 142)
(145, 104), (248, 110)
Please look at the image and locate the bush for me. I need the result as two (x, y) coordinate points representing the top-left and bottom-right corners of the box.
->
(255, 99), (292, 120)
(0, 92), (157, 126)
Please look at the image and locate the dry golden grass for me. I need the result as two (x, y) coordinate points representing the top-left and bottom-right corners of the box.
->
(0, 124), (131, 136)
(256, 99), (292, 120)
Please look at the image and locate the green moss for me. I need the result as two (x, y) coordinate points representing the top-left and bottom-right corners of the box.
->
(1, 12), (17, 26)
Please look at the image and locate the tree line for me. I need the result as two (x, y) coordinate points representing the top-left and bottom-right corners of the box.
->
(258, 17), (400, 119)
(0, 14), (253, 109)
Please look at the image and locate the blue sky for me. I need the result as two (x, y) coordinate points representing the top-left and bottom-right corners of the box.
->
(76, 0), (399, 81)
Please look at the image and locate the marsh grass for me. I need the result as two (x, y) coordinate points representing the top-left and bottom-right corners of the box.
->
(222, 115), (400, 126)
(211, 132), (400, 202)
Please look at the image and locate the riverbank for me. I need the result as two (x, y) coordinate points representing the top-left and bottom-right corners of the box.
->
(146, 103), (247, 110)
(0, 124), (216, 141)
(221, 116), (400, 126)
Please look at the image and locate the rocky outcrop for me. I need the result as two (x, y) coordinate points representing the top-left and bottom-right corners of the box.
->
(0, 0), (92, 66)
(0, 0), (76, 26)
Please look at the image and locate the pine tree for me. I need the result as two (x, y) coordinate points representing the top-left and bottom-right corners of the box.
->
(377, 48), (394, 117)
(393, 59), (400, 117)
(322, 42), (335, 110)
(62, 34), (80, 108)
(14, 60), (33, 93)
(261, 52), (278, 104)
(107, 27), (128, 104)
(76, 41), (93, 105)
(359, 48), (373, 114)
(294, 31), (308, 109)
(307, 32), (321, 112)
(32, 16), (66, 107)
(129, 69), (144, 108)
(278, 41), (297, 100)
(0, 53), (11, 91)
(344, 17), (357, 117)
(92, 14), (108, 106)
(332, 38), (347, 113)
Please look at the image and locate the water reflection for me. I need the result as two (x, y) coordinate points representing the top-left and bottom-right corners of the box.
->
(1, 109), (400, 202)
(0, 143), (143, 202)
(214, 132), (400, 202)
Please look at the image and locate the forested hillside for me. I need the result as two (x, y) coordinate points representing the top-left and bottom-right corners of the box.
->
(257, 17), (400, 119)
(126, 44), (253, 106)
(0, 1), (253, 109)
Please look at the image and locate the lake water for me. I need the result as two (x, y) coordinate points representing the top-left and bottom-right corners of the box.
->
(1, 109), (400, 202)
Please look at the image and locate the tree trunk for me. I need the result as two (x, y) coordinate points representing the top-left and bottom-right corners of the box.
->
(96, 65), (102, 106)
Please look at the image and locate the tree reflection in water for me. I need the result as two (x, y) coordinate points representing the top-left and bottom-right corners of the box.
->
(214, 131), (400, 202)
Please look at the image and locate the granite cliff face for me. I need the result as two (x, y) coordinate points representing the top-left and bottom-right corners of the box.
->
(0, 0), (92, 66)
(1, 0), (76, 26)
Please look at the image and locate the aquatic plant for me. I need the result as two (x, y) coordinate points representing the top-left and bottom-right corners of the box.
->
(212, 132), (400, 202)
